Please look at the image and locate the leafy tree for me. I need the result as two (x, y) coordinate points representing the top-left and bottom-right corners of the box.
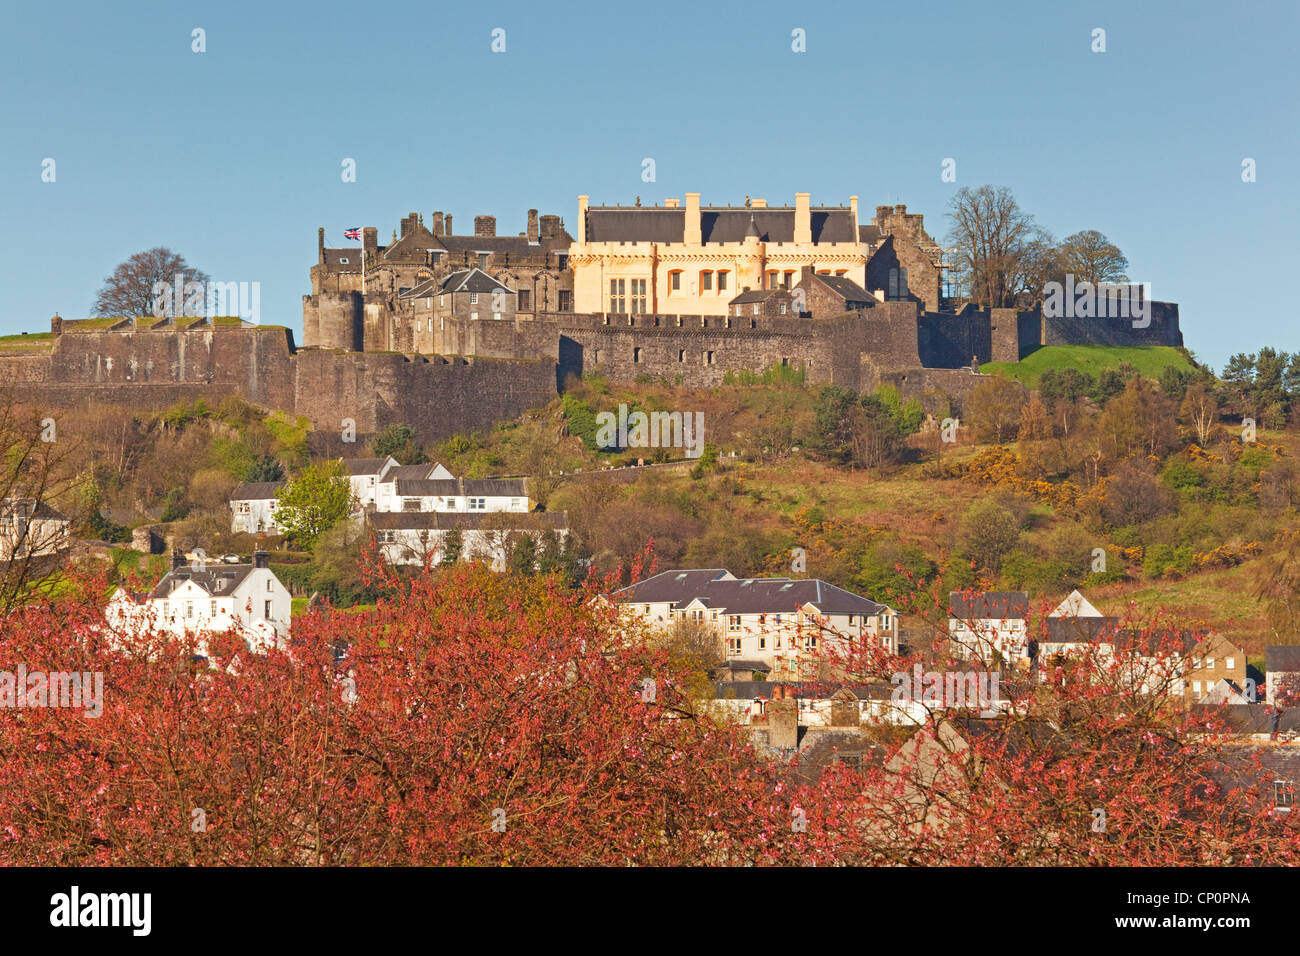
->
(274, 460), (352, 549)
(967, 376), (1024, 443)
(370, 424), (428, 465)
(1056, 230), (1129, 285)
(92, 247), (209, 318)
(955, 500), (1021, 575)
(243, 454), (285, 483)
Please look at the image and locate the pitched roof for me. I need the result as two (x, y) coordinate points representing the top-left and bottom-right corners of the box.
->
(380, 463), (443, 483)
(437, 268), (513, 295)
(949, 591), (1029, 620)
(231, 481), (284, 501)
(147, 564), (258, 600)
(1188, 703), (1300, 735)
(0, 497), (68, 520)
(729, 288), (789, 305)
(339, 457), (395, 477)
(805, 272), (872, 302)
(393, 477), (527, 498)
(1049, 589), (1103, 618)
(611, 569), (890, 616)
(584, 205), (860, 245)
(1267, 645), (1300, 673)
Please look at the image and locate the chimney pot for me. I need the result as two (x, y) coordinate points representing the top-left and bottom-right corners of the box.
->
(171, 547), (185, 571)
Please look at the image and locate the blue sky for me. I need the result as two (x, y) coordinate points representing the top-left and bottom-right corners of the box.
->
(2, 0), (1295, 371)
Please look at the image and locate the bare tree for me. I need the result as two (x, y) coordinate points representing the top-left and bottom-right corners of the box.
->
(92, 247), (209, 318)
(0, 392), (90, 611)
(946, 186), (1044, 308)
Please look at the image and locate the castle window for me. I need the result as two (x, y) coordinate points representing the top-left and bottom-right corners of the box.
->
(517, 289), (531, 310)
(478, 254), (489, 269)
(676, 317), (683, 327)
(717, 270), (729, 292)
(630, 278), (646, 314)
(678, 349), (685, 363)
(766, 271), (779, 290)
(752, 304), (760, 315)
(783, 270), (794, 287)
(705, 351), (714, 365)
(440, 317), (445, 330)
(750, 319), (757, 329)
(725, 317), (731, 329)
(700, 271), (713, 292)
(339, 257), (349, 264)
(609, 278), (626, 314)
(493, 312), (502, 320)
(439, 294), (445, 306)
(835, 270), (847, 277)
(701, 317), (707, 328)
(669, 270), (682, 293)
(633, 347), (642, 363)
(470, 293), (479, 305)
(779, 304), (787, 314)
(470, 312), (479, 321)
(559, 290), (572, 311)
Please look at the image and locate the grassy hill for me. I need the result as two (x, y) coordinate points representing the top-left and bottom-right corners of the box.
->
(980, 345), (1195, 387)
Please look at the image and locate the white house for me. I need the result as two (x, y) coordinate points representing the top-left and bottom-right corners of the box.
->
(387, 477), (530, 514)
(374, 462), (453, 513)
(368, 510), (568, 571)
(0, 498), (70, 560)
(608, 569), (899, 676)
(340, 456), (400, 511)
(105, 549), (291, 653)
(229, 482), (285, 534)
(947, 591), (1029, 663)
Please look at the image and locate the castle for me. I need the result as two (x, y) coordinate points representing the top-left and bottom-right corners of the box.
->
(1, 192), (1183, 443)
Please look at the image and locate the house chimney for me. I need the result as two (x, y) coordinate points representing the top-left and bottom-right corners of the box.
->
(769, 691), (798, 749)
(849, 195), (859, 226)
(444, 214), (453, 235)
(171, 547), (185, 571)
(663, 198), (680, 208)
(684, 192), (702, 245)
(527, 209), (539, 243)
(577, 195), (589, 244)
(401, 213), (416, 238)
(474, 215), (496, 237)
(539, 214), (562, 240)
(794, 192), (812, 244)
(432, 211), (444, 235)
(253, 549), (269, 569)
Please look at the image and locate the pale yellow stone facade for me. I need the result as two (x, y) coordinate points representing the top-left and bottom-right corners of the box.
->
(570, 192), (872, 316)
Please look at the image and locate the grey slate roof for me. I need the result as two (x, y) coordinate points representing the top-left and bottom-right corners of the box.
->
(380, 463), (442, 483)
(438, 268), (514, 295)
(729, 288), (789, 305)
(808, 272), (873, 302)
(148, 564), (257, 600)
(339, 457), (392, 477)
(1043, 616), (1123, 644)
(949, 591), (1029, 620)
(1188, 703), (1300, 735)
(584, 205), (859, 245)
(1, 498), (68, 520)
(1267, 646), (1300, 673)
(612, 568), (891, 616)
(393, 478), (527, 498)
(231, 481), (285, 501)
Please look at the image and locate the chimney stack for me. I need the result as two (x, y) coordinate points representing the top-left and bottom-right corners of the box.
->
(318, 227), (325, 264)
(253, 549), (269, 569)
(527, 209), (539, 243)
(663, 198), (680, 208)
(432, 211), (444, 235)
(539, 214), (562, 241)
(769, 688), (798, 749)
(474, 215), (496, 237)
(171, 547), (185, 571)
(684, 192), (702, 245)
(577, 196), (589, 244)
(444, 214), (453, 235)
(794, 192), (812, 244)
(363, 227), (378, 252)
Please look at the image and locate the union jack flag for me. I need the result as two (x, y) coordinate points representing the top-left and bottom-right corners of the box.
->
(343, 228), (361, 240)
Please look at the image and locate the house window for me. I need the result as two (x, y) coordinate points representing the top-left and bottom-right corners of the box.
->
(630, 278), (647, 313)
(609, 279), (626, 313)
(493, 312), (502, 320)
(470, 292), (479, 305)
(186, 602), (194, 618)
(804, 634), (816, 650)
(1207, 658), (1215, 670)
(210, 601), (216, 615)
(470, 312), (478, 321)
(511, 498), (522, 509)
(267, 579), (273, 591)
(728, 615), (741, 631)
(669, 271), (681, 292)
(402, 498), (421, 511)
(752, 304), (760, 315)
(478, 254), (489, 269)
(758, 636), (766, 650)
(775, 635), (782, 650)
(469, 497), (486, 510)
(717, 271), (729, 292)
(518, 289), (531, 310)
(779, 304), (787, 314)
(1227, 657), (1235, 670)
(439, 294), (445, 306)
(726, 637), (741, 656)
(264, 600), (273, 618)
(1192, 680), (1202, 695)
